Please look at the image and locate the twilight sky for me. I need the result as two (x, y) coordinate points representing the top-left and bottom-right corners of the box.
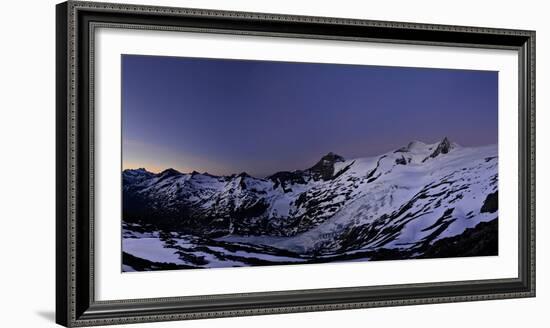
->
(122, 55), (498, 177)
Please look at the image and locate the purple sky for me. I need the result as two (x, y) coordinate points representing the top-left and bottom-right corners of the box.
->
(122, 55), (498, 177)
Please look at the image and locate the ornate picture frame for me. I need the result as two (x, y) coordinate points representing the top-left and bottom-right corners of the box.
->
(56, 1), (535, 326)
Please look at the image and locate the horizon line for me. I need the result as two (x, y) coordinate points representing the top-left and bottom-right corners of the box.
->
(123, 139), (497, 178)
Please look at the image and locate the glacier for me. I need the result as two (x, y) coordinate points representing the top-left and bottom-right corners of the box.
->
(122, 138), (498, 271)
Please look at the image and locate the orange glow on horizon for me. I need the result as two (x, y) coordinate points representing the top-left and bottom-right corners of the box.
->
(122, 162), (195, 174)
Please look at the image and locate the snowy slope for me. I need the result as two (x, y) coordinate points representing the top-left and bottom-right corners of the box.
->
(122, 138), (498, 270)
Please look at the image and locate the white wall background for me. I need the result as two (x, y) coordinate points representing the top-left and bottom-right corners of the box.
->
(0, 0), (545, 327)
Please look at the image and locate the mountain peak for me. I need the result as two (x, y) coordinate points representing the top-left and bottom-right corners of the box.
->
(422, 137), (456, 162)
(439, 136), (451, 147)
(237, 172), (251, 178)
(396, 138), (458, 154)
(395, 140), (428, 153)
(158, 168), (181, 178)
(122, 168), (155, 185)
(308, 152), (345, 181)
(436, 137), (453, 154)
(123, 167), (151, 175)
(320, 152), (345, 163)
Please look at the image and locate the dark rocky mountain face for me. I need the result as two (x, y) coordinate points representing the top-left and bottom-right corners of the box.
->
(307, 152), (346, 180)
(268, 171), (307, 191)
(422, 137), (455, 162)
(266, 152), (346, 191)
(122, 138), (499, 270)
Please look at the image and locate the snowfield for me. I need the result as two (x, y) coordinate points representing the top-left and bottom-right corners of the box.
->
(122, 138), (498, 271)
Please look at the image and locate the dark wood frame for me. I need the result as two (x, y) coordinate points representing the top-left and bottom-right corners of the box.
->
(56, 1), (536, 326)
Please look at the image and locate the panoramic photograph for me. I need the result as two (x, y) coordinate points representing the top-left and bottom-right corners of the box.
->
(121, 55), (499, 272)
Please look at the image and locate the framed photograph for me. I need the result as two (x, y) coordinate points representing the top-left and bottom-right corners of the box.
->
(56, 1), (535, 326)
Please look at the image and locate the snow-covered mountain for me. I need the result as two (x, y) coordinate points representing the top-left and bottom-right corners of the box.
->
(122, 137), (498, 271)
